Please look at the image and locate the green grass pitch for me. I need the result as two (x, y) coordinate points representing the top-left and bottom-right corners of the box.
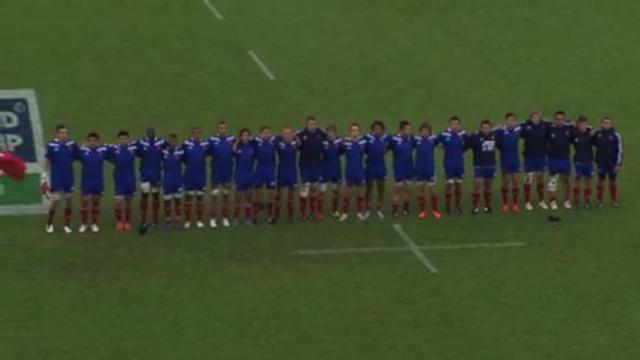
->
(1, 0), (639, 358)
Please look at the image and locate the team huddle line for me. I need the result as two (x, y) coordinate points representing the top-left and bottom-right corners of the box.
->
(41, 113), (623, 234)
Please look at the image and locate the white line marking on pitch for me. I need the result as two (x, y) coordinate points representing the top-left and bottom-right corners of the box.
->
(392, 224), (439, 273)
(202, 0), (224, 20)
(292, 242), (527, 256)
(248, 50), (277, 80)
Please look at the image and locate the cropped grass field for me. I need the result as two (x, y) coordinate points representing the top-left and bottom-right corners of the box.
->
(1, 0), (639, 358)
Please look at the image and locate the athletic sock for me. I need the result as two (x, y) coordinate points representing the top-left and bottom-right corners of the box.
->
(125, 203), (131, 223)
(299, 196), (307, 217)
(597, 184), (604, 203)
(610, 182), (618, 203)
(524, 183), (531, 203)
(454, 188), (462, 207)
(184, 201), (192, 222)
(584, 187), (591, 203)
(501, 186), (509, 205)
(342, 196), (350, 214)
(573, 186), (581, 203)
(511, 187), (520, 205)
(80, 201), (89, 225)
(483, 191), (492, 207)
(164, 200), (172, 223)
(431, 195), (439, 212)
(357, 196), (364, 213)
(472, 191), (480, 208)
(196, 200), (204, 221)
(536, 183), (545, 202)
(418, 194), (426, 212)
(445, 192), (452, 212)
(64, 206), (72, 226)
(140, 195), (148, 224)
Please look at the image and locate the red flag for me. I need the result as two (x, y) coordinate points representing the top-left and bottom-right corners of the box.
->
(0, 151), (27, 181)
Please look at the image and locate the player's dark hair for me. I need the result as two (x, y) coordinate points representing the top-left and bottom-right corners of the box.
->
(218, 121), (227, 126)
(419, 122), (432, 134)
(55, 124), (67, 132)
(259, 125), (270, 133)
(168, 133), (178, 139)
(306, 116), (316, 122)
(349, 122), (360, 130)
(191, 126), (201, 132)
(576, 115), (588, 124)
(480, 119), (492, 127)
(239, 128), (251, 137)
(602, 116), (611, 121)
(87, 132), (100, 140)
(326, 125), (337, 133)
(449, 116), (461, 123)
(554, 110), (566, 117)
(371, 120), (385, 131)
(505, 112), (516, 119)
(117, 130), (130, 138)
(398, 120), (410, 130)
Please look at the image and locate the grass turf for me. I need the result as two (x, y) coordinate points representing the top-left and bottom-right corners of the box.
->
(1, 0), (639, 358)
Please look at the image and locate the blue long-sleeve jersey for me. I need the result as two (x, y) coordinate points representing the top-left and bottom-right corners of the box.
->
(520, 120), (550, 157)
(437, 129), (467, 165)
(572, 129), (594, 163)
(546, 123), (573, 159)
(593, 128), (623, 166)
(467, 132), (497, 166)
(494, 125), (521, 163)
(322, 137), (343, 180)
(135, 137), (166, 182)
(414, 134), (437, 172)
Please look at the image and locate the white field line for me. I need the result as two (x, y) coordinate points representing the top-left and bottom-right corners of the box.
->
(292, 242), (527, 256)
(248, 50), (277, 80)
(202, 0), (224, 20)
(392, 224), (439, 273)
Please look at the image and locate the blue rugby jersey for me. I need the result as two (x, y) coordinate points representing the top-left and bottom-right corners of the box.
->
(162, 147), (184, 184)
(494, 125), (521, 163)
(593, 128), (623, 166)
(436, 128), (467, 166)
(209, 134), (235, 180)
(572, 129), (594, 163)
(234, 141), (256, 181)
(181, 139), (209, 179)
(520, 120), (550, 157)
(389, 134), (414, 171)
(45, 139), (79, 190)
(342, 137), (367, 179)
(364, 133), (389, 168)
(546, 123), (574, 159)
(414, 134), (437, 173)
(106, 143), (137, 185)
(275, 137), (298, 180)
(77, 145), (107, 192)
(135, 137), (167, 183)
(254, 136), (276, 171)
(322, 137), (343, 180)
(467, 132), (497, 166)
(296, 128), (327, 167)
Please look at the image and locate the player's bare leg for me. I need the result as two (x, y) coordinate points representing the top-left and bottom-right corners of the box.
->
(428, 184), (441, 219)
(233, 190), (242, 226)
(500, 175), (510, 213)
(483, 178), (493, 213)
(183, 193), (192, 228)
(536, 172), (548, 209)
(560, 175), (571, 209)
(471, 178), (483, 215)
(511, 174), (521, 213)
(124, 196), (133, 230)
(114, 196), (125, 231)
